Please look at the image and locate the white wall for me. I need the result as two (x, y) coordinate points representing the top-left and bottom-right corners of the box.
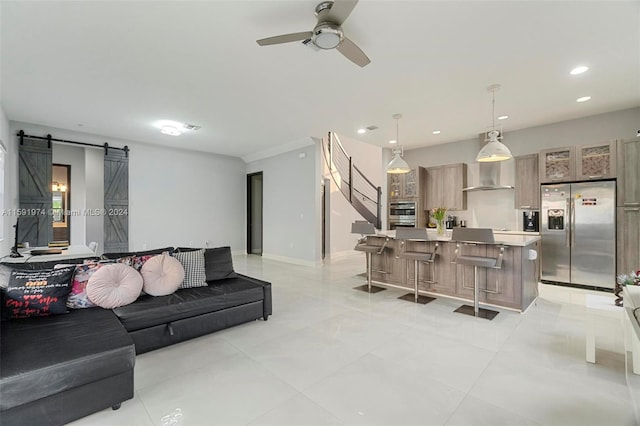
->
(8, 121), (246, 253)
(323, 134), (383, 256)
(246, 139), (321, 264)
(403, 107), (640, 230)
(0, 105), (14, 257)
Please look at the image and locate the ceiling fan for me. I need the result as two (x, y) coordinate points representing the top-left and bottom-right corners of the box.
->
(256, 0), (370, 68)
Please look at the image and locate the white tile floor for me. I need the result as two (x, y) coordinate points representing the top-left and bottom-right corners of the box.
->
(70, 254), (638, 426)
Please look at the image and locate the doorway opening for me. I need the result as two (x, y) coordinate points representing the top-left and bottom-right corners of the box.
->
(52, 164), (71, 242)
(247, 172), (263, 255)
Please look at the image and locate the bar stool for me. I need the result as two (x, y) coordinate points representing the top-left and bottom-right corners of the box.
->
(352, 221), (389, 293)
(395, 227), (438, 304)
(451, 228), (504, 320)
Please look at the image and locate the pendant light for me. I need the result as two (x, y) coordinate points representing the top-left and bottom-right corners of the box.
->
(386, 114), (411, 174)
(476, 84), (512, 162)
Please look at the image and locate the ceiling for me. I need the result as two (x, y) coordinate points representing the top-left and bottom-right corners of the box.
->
(2, 1), (639, 161)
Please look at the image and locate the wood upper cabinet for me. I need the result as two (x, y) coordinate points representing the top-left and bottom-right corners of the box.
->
(539, 146), (575, 183)
(388, 167), (425, 200)
(425, 163), (467, 211)
(576, 141), (616, 181)
(514, 154), (540, 209)
(617, 207), (640, 276)
(617, 138), (640, 207)
(426, 167), (443, 210)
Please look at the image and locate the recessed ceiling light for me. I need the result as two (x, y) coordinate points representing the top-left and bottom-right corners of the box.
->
(432, 130), (441, 135)
(389, 139), (397, 144)
(357, 128), (366, 134)
(576, 96), (591, 103)
(497, 115), (509, 120)
(570, 65), (589, 75)
(161, 125), (181, 136)
(154, 120), (200, 136)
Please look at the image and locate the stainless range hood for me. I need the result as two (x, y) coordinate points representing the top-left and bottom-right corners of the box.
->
(463, 133), (515, 192)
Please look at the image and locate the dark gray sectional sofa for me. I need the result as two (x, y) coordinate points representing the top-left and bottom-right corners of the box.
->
(0, 249), (272, 426)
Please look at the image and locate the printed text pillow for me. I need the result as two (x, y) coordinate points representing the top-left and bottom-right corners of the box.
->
(2, 266), (75, 319)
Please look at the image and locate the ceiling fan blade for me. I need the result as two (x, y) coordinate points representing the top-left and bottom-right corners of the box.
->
(337, 37), (370, 67)
(256, 31), (313, 46)
(326, 0), (359, 25)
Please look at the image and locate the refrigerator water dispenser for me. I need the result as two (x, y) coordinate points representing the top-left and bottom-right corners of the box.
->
(548, 209), (564, 230)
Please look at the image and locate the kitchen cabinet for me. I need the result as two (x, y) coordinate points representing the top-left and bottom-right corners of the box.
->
(617, 138), (640, 207)
(370, 238), (406, 284)
(539, 146), (575, 183)
(425, 163), (467, 211)
(484, 245), (522, 309)
(454, 243), (487, 300)
(617, 207), (640, 276)
(514, 154), (540, 209)
(388, 167), (426, 200)
(403, 241), (455, 295)
(576, 141), (616, 181)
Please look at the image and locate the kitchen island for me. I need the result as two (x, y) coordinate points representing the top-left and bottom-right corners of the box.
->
(364, 230), (540, 312)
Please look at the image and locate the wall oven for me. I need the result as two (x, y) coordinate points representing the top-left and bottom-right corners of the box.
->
(389, 201), (416, 230)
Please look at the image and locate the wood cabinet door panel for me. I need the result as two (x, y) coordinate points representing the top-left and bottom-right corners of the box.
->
(617, 207), (640, 276)
(617, 139), (640, 206)
(484, 246), (522, 309)
(515, 154), (539, 209)
(454, 244), (487, 299)
(430, 242), (457, 295)
(426, 167), (442, 211)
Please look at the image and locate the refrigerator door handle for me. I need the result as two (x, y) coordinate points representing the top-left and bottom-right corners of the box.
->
(570, 198), (576, 247)
(565, 198), (571, 248)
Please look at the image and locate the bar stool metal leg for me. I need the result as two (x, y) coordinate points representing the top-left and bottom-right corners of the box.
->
(354, 251), (386, 293)
(398, 259), (435, 304)
(454, 265), (499, 320)
(474, 265), (479, 316)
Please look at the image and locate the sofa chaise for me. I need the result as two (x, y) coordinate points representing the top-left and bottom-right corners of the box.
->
(0, 247), (271, 426)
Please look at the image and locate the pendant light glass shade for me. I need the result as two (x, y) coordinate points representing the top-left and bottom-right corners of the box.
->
(476, 130), (513, 162)
(477, 85), (512, 162)
(386, 114), (410, 174)
(386, 148), (411, 173)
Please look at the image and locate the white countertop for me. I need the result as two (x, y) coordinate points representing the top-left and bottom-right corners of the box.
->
(2, 245), (96, 263)
(373, 229), (540, 246)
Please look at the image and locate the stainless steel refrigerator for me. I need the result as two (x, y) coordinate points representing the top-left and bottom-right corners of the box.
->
(541, 180), (616, 289)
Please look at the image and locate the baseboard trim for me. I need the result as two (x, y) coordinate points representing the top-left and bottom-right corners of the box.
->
(261, 253), (321, 267)
(327, 250), (362, 261)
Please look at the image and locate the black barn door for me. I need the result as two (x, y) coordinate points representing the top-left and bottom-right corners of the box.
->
(18, 137), (52, 246)
(104, 148), (129, 252)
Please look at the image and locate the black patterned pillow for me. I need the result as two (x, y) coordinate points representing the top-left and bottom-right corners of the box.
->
(2, 266), (75, 319)
(172, 249), (207, 288)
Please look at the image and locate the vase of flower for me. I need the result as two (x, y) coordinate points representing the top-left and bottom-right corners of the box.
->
(431, 207), (447, 236)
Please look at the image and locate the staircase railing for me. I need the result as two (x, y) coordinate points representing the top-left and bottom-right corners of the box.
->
(322, 132), (382, 229)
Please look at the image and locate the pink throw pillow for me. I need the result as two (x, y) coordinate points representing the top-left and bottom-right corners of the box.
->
(140, 254), (184, 296)
(86, 263), (143, 309)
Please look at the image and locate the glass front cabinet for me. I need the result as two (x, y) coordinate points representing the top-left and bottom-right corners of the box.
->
(539, 146), (575, 183)
(576, 141), (616, 181)
(539, 142), (616, 183)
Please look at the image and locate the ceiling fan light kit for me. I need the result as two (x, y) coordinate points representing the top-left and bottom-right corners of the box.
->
(313, 23), (343, 49)
(476, 84), (513, 163)
(256, 0), (370, 67)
